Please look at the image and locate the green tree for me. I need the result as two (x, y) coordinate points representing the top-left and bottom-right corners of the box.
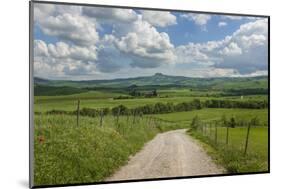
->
(191, 115), (200, 130)
(250, 116), (260, 127)
(112, 105), (128, 116)
(152, 89), (158, 96)
(221, 114), (227, 127)
(229, 116), (236, 128)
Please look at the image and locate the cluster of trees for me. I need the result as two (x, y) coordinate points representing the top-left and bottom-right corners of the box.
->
(223, 88), (268, 96)
(46, 107), (111, 117)
(220, 115), (237, 128)
(111, 99), (203, 116)
(190, 115), (263, 131)
(191, 115), (201, 130)
(79, 107), (111, 117)
(45, 99), (202, 117)
(129, 89), (158, 98)
(44, 109), (72, 115)
(113, 95), (134, 100)
(220, 114), (264, 128)
(204, 99), (268, 109)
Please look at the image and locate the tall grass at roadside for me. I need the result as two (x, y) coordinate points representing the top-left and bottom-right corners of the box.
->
(34, 114), (184, 186)
(188, 124), (268, 173)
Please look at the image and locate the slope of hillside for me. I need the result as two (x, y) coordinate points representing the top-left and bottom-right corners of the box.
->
(34, 73), (268, 89)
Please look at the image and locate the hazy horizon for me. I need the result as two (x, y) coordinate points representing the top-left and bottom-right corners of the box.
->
(34, 72), (268, 82)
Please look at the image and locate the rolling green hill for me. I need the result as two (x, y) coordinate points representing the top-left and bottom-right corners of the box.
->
(34, 73), (268, 89)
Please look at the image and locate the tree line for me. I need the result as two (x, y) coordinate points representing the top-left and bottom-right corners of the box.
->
(223, 88), (268, 96)
(42, 99), (268, 118)
(191, 114), (264, 130)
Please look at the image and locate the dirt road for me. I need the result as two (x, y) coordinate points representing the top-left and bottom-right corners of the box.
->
(106, 129), (224, 181)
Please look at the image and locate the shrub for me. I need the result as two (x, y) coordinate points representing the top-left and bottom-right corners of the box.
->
(190, 115), (201, 130)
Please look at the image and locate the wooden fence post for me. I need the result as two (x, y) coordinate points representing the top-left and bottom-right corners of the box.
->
(76, 99), (80, 127)
(203, 123), (206, 135)
(215, 121), (218, 144)
(206, 123), (210, 138)
(133, 110), (136, 124)
(116, 107), (120, 124)
(100, 110), (103, 127)
(137, 113), (139, 123)
(139, 113), (143, 123)
(226, 124), (229, 145)
(244, 123), (252, 156)
(206, 123), (209, 137)
(38, 100), (43, 136)
(127, 113), (129, 123)
(147, 116), (150, 127)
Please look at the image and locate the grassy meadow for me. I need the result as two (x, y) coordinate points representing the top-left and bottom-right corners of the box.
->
(34, 114), (186, 185)
(188, 125), (268, 173)
(33, 74), (269, 186)
(34, 90), (267, 112)
(35, 92), (212, 112)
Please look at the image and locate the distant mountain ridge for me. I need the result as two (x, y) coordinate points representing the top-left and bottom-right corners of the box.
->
(34, 73), (268, 90)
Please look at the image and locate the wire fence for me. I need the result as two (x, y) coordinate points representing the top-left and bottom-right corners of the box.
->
(193, 118), (255, 156)
(36, 99), (262, 157)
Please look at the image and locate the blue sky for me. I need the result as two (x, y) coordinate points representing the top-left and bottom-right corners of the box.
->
(33, 3), (268, 80)
(35, 24), (59, 44)
(157, 13), (247, 45)
(35, 11), (252, 46)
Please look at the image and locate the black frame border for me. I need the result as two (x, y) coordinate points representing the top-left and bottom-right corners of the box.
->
(29, 0), (270, 188)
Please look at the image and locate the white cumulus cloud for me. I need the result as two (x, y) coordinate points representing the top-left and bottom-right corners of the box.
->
(114, 18), (176, 68)
(175, 18), (268, 74)
(181, 13), (211, 26)
(141, 10), (177, 27)
(218, 21), (227, 27)
(34, 40), (98, 78)
(82, 7), (138, 23)
(38, 13), (99, 46)
(33, 3), (268, 79)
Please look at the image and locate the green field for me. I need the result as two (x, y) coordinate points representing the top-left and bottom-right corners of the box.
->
(214, 127), (268, 158)
(33, 74), (269, 186)
(154, 108), (268, 125)
(34, 90), (266, 112)
(189, 125), (268, 173)
(35, 93), (209, 112)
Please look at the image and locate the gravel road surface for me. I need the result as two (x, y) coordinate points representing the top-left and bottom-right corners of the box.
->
(106, 129), (224, 181)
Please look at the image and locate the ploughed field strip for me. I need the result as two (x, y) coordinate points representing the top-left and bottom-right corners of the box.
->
(106, 129), (224, 181)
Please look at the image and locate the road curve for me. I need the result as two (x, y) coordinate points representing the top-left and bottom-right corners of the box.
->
(106, 129), (224, 181)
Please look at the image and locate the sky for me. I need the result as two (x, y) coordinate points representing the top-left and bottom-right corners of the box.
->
(33, 3), (268, 80)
